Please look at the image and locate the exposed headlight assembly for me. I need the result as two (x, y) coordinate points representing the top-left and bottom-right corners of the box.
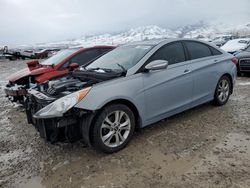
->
(34, 87), (91, 119)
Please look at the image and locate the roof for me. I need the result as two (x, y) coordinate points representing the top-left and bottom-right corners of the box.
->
(69, 45), (115, 49)
(123, 39), (168, 46)
(122, 38), (217, 47)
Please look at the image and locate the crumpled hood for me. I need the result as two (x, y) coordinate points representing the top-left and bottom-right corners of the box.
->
(8, 65), (54, 83)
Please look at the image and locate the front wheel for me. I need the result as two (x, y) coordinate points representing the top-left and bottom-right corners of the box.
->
(213, 76), (231, 106)
(91, 104), (135, 153)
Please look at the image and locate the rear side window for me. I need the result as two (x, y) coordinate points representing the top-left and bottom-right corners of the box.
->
(210, 46), (222, 55)
(99, 48), (112, 54)
(149, 42), (186, 65)
(185, 41), (212, 60)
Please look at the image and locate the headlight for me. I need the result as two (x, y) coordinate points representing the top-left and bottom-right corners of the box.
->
(34, 87), (91, 119)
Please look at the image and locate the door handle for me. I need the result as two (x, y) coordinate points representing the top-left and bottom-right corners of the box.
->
(184, 69), (191, 74)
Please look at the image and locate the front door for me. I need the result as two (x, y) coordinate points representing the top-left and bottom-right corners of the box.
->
(142, 42), (193, 124)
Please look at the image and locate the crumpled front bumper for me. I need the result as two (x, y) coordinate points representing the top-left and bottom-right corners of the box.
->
(4, 85), (27, 97)
(25, 89), (92, 144)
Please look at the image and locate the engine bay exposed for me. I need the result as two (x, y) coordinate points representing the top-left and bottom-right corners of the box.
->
(37, 68), (125, 98)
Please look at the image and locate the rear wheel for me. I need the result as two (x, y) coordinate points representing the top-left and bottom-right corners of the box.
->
(213, 76), (231, 106)
(91, 104), (135, 153)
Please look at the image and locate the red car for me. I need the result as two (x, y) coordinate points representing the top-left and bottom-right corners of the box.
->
(4, 46), (115, 103)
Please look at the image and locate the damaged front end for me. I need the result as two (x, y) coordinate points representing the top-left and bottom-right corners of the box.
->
(25, 68), (124, 144)
(26, 92), (92, 143)
(4, 82), (27, 102)
(5, 76), (37, 103)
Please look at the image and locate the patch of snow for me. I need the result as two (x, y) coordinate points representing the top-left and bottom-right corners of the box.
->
(238, 82), (250, 86)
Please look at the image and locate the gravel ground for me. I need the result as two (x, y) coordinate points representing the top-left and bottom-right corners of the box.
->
(0, 60), (250, 188)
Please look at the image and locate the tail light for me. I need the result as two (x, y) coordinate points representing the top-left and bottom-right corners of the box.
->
(231, 57), (238, 65)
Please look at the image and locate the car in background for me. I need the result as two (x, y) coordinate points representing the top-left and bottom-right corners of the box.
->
(34, 48), (62, 59)
(34, 49), (49, 59)
(0, 53), (16, 61)
(4, 46), (114, 103)
(221, 38), (250, 54)
(47, 48), (61, 57)
(25, 39), (237, 153)
(14, 49), (36, 59)
(234, 44), (250, 75)
(212, 35), (236, 47)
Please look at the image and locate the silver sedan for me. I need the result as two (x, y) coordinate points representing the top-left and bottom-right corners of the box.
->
(31, 39), (237, 153)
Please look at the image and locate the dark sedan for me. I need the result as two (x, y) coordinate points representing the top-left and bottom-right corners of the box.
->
(235, 45), (250, 75)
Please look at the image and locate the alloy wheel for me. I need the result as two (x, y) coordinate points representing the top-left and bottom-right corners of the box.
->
(217, 79), (230, 103)
(100, 110), (131, 148)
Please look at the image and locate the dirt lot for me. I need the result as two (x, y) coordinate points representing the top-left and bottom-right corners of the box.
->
(0, 60), (250, 188)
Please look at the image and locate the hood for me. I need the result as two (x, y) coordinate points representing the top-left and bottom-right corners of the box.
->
(8, 65), (54, 83)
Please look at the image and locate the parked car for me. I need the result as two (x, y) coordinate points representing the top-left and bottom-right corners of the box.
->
(212, 35), (236, 47)
(4, 46), (114, 103)
(47, 48), (61, 57)
(25, 39), (237, 153)
(234, 44), (250, 75)
(221, 38), (250, 54)
(15, 49), (36, 59)
(34, 49), (49, 59)
(0, 53), (16, 61)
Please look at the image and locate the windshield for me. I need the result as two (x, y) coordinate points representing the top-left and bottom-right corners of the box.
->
(40, 49), (78, 66)
(86, 45), (152, 71)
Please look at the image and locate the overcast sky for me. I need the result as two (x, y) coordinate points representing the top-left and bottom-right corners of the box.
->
(0, 0), (249, 46)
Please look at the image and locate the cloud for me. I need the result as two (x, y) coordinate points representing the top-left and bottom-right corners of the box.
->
(0, 0), (249, 45)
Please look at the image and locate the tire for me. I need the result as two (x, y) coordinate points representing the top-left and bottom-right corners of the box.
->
(91, 104), (135, 153)
(213, 75), (232, 106)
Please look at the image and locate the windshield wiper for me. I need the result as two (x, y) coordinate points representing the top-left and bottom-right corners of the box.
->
(116, 63), (126, 73)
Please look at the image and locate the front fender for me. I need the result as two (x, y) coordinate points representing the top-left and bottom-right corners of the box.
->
(74, 74), (145, 122)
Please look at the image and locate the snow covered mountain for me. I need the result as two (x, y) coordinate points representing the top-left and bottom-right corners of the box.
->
(32, 26), (178, 49)
(25, 22), (250, 49)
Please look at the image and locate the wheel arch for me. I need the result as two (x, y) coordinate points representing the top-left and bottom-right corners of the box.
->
(99, 99), (142, 129)
(221, 73), (233, 94)
(85, 98), (142, 147)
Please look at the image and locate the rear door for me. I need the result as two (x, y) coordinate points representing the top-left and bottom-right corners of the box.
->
(183, 41), (222, 105)
(142, 42), (193, 124)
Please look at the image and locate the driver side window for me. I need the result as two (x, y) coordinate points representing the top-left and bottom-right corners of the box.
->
(71, 49), (102, 66)
(60, 61), (70, 70)
(149, 42), (186, 65)
(60, 49), (102, 70)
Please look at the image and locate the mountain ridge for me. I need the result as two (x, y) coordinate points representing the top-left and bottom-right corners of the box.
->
(19, 22), (250, 49)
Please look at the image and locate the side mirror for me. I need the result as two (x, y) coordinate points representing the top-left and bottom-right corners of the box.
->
(26, 60), (39, 69)
(145, 60), (168, 71)
(69, 63), (79, 71)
